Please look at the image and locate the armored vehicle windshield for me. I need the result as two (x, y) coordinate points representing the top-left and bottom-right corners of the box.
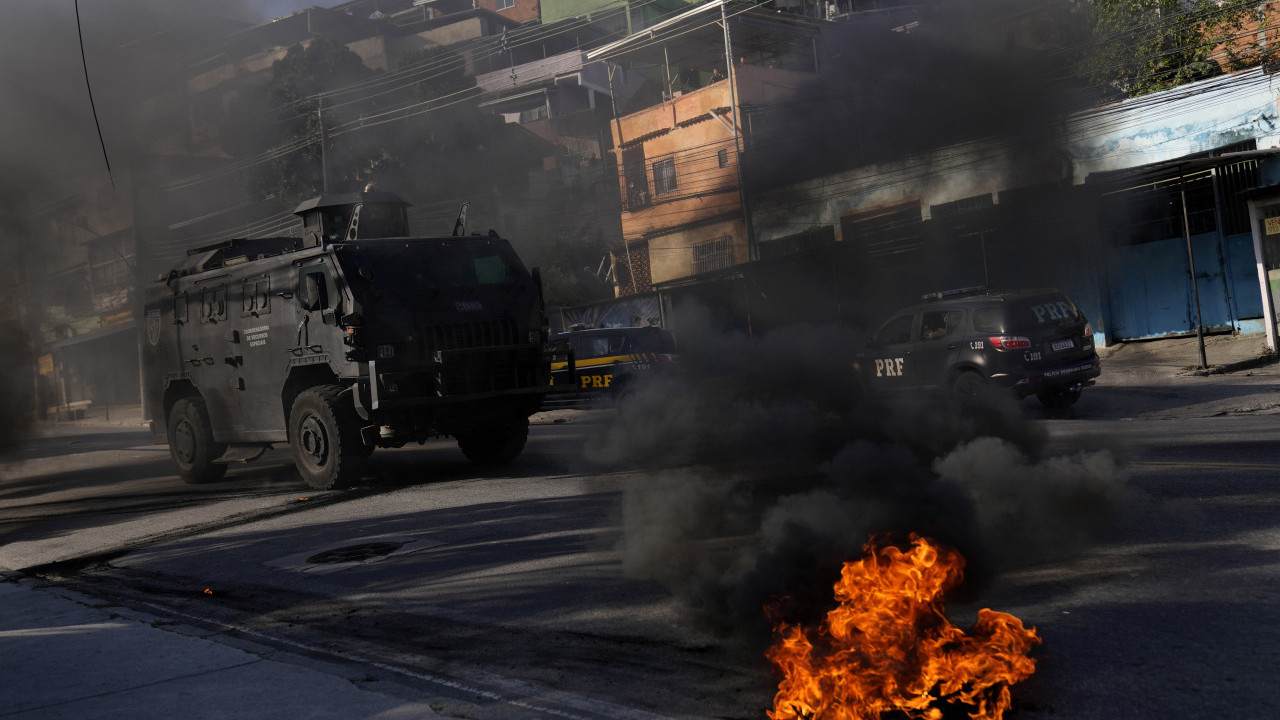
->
(338, 237), (528, 294)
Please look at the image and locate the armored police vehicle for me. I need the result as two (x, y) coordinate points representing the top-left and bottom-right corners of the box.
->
(855, 286), (1101, 408)
(142, 189), (549, 489)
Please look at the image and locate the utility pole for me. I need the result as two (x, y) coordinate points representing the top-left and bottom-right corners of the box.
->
(607, 64), (638, 296)
(721, 0), (756, 261)
(318, 95), (329, 194)
(1179, 168), (1209, 369)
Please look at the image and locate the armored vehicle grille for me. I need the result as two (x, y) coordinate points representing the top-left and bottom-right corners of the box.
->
(438, 345), (542, 395)
(425, 320), (518, 354)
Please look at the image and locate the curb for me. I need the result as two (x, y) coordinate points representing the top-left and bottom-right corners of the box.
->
(1183, 353), (1279, 377)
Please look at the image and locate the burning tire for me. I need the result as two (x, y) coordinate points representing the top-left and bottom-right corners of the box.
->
(455, 416), (529, 465)
(167, 397), (227, 484)
(1037, 386), (1081, 409)
(288, 385), (366, 490)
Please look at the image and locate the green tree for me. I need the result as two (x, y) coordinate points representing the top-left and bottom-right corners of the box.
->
(1082, 0), (1275, 98)
(224, 37), (384, 206)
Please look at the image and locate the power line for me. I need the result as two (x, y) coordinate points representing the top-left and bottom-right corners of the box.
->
(75, 0), (113, 190)
(149, 0), (1280, 251)
(157, 0), (769, 198)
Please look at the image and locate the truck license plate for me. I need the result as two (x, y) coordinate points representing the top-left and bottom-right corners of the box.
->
(1051, 338), (1075, 352)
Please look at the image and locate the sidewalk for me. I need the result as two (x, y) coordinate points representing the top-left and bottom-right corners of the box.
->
(38, 402), (148, 429)
(0, 575), (443, 720)
(1095, 329), (1277, 382)
(38, 402), (590, 432)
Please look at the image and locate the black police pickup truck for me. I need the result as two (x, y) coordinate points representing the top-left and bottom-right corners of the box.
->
(855, 287), (1101, 408)
(548, 326), (677, 399)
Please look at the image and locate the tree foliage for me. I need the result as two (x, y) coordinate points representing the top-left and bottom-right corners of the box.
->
(224, 37), (385, 206)
(1081, 0), (1277, 98)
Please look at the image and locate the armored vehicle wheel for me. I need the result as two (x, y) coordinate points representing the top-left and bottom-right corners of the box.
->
(167, 397), (227, 484)
(1037, 386), (1081, 409)
(951, 370), (986, 410)
(455, 416), (529, 466)
(289, 385), (366, 490)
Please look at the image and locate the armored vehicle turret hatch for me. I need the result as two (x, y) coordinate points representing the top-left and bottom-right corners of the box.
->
(293, 189), (410, 245)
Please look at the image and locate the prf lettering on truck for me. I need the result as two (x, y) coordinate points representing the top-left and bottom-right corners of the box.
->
(1030, 301), (1074, 323)
(875, 357), (905, 377)
(579, 373), (613, 389)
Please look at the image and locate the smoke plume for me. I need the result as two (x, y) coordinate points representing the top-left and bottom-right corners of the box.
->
(597, 1), (1118, 640)
(601, 305), (1132, 640)
(0, 2), (281, 196)
(749, 0), (1094, 194)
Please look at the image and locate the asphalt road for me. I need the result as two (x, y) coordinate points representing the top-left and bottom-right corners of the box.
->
(2, 378), (1279, 720)
(977, 415), (1280, 719)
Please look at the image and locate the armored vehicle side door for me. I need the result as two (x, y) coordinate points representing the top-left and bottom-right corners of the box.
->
(284, 258), (344, 385)
(186, 276), (242, 437)
(230, 266), (295, 439)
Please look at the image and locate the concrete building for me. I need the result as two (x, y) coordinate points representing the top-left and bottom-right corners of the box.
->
(28, 0), (1280, 422)
(583, 2), (1280, 352)
(588, 2), (823, 297)
(741, 67), (1280, 349)
(540, 0), (702, 37)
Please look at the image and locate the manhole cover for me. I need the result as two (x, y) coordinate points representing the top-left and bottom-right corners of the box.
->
(306, 541), (405, 565)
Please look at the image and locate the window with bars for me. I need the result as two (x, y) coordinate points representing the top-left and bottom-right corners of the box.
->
(692, 236), (735, 275)
(930, 193), (994, 220)
(758, 226), (835, 260)
(1217, 159), (1261, 235)
(90, 257), (131, 295)
(842, 201), (924, 258)
(622, 147), (650, 210)
(652, 157), (677, 196)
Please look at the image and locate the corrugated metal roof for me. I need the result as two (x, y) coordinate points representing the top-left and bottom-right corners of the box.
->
(1086, 149), (1280, 188)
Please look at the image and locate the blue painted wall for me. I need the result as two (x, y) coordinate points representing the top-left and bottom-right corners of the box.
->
(1104, 230), (1263, 340)
(1107, 238), (1192, 340)
(1224, 231), (1264, 320)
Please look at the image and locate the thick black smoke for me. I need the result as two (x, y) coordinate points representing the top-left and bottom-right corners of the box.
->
(0, 1), (291, 299)
(749, 0), (1094, 193)
(0, 1), (334, 268)
(0, 319), (37, 454)
(0, 1), (321, 435)
(0, 2), (278, 196)
(596, 1), (1118, 641)
(601, 312), (1129, 641)
(586, 305), (869, 469)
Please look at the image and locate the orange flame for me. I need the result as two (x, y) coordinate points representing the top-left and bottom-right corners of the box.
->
(766, 534), (1039, 720)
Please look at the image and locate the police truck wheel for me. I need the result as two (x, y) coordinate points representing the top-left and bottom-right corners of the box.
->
(167, 397), (227, 484)
(288, 385), (366, 490)
(951, 370), (986, 410)
(456, 416), (529, 466)
(1037, 387), (1081, 409)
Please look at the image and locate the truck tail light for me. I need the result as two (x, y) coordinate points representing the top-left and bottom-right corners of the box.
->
(988, 335), (1031, 350)
(1083, 322), (1094, 337)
